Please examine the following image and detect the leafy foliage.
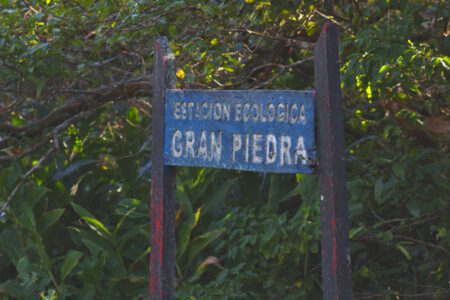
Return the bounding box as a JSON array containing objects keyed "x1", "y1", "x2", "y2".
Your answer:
[{"x1": 0, "y1": 0, "x2": 449, "y2": 299}]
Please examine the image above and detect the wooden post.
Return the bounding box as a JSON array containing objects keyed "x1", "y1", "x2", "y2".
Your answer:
[
  {"x1": 151, "y1": 37, "x2": 176, "y2": 300},
  {"x1": 314, "y1": 23, "x2": 352, "y2": 299}
]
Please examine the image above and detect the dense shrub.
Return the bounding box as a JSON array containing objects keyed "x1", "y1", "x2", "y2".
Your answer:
[{"x1": 0, "y1": 0, "x2": 448, "y2": 299}]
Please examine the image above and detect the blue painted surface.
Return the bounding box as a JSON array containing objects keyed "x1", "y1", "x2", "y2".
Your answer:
[{"x1": 163, "y1": 90, "x2": 316, "y2": 173}]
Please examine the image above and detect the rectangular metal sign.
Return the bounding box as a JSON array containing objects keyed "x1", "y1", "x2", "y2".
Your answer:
[{"x1": 163, "y1": 89, "x2": 316, "y2": 173}]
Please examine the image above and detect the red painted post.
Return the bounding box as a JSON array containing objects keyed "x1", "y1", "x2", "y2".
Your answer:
[
  {"x1": 314, "y1": 23, "x2": 352, "y2": 299},
  {"x1": 151, "y1": 37, "x2": 176, "y2": 300}
]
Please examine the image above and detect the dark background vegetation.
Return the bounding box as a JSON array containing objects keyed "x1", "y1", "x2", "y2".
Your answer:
[{"x1": 0, "y1": 0, "x2": 449, "y2": 299}]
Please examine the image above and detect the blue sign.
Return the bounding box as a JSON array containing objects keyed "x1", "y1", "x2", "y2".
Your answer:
[{"x1": 163, "y1": 90, "x2": 316, "y2": 173}]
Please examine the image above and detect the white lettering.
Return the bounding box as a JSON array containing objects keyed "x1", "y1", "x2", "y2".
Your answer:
[
  {"x1": 185, "y1": 130, "x2": 195, "y2": 158},
  {"x1": 171, "y1": 130, "x2": 182, "y2": 157},
  {"x1": 208, "y1": 102, "x2": 213, "y2": 119},
  {"x1": 223, "y1": 103, "x2": 231, "y2": 121},
  {"x1": 265, "y1": 134, "x2": 277, "y2": 164},
  {"x1": 201, "y1": 102, "x2": 209, "y2": 119},
  {"x1": 299, "y1": 104, "x2": 306, "y2": 123},
  {"x1": 174, "y1": 102, "x2": 181, "y2": 119},
  {"x1": 244, "y1": 133, "x2": 249, "y2": 162},
  {"x1": 232, "y1": 133, "x2": 242, "y2": 162},
  {"x1": 243, "y1": 103, "x2": 250, "y2": 122},
  {"x1": 197, "y1": 130, "x2": 208, "y2": 159},
  {"x1": 277, "y1": 103, "x2": 285, "y2": 122},
  {"x1": 188, "y1": 102, "x2": 194, "y2": 119},
  {"x1": 251, "y1": 103, "x2": 259, "y2": 122},
  {"x1": 280, "y1": 135, "x2": 292, "y2": 166},
  {"x1": 289, "y1": 104, "x2": 298, "y2": 124},
  {"x1": 267, "y1": 103, "x2": 275, "y2": 121},
  {"x1": 195, "y1": 102, "x2": 202, "y2": 120},
  {"x1": 181, "y1": 102, "x2": 187, "y2": 119},
  {"x1": 210, "y1": 131, "x2": 222, "y2": 161},
  {"x1": 213, "y1": 102, "x2": 221, "y2": 120},
  {"x1": 252, "y1": 134, "x2": 263, "y2": 163},
  {"x1": 294, "y1": 135, "x2": 307, "y2": 165},
  {"x1": 285, "y1": 103, "x2": 289, "y2": 123},
  {"x1": 235, "y1": 103, "x2": 242, "y2": 121},
  {"x1": 259, "y1": 103, "x2": 267, "y2": 122}
]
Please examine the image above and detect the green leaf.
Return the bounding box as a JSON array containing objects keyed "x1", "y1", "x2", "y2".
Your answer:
[
  {"x1": 127, "y1": 246, "x2": 151, "y2": 273},
  {"x1": 28, "y1": 186, "x2": 50, "y2": 207},
  {"x1": 16, "y1": 257, "x2": 30, "y2": 274},
  {"x1": 378, "y1": 64, "x2": 389, "y2": 74},
  {"x1": 36, "y1": 78, "x2": 48, "y2": 98},
  {"x1": 203, "y1": 178, "x2": 238, "y2": 214},
  {"x1": 82, "y1": 216, "x2": 112, "y2": 238},
  {"x1": 71, "y1": 202, "x2": 95, "y2": 219},
  {"x1": 349, "y1": 225, "x2": 365, "y2": 239},
  {"x1": 185, "y1": 229, "x2": 225, "y2": 268},
  {"x1": 169, "y1": 25, "x2": 177, "y2": 39},
  {"x1": 34, "y1": 236, "x2": 51, "y2": 269},
  {"x1": 113, "y1": 207, "x2": 136, "y2": 235},
  {"x1": 0, "y1": 229, "x2": 23, "y2": 265},
  {"x1": 395, "y1": 244, "x2": 412, "y2": 260},
  {"x1": 76, "y1": 229, "x2": 115, "y2": 256},
  {"x1": 176, "y1": 186, "x2": 193, "y2": 216},
  {"x1": 392, "y1": 164, "x2": 406, "y2": 181},
  {"x1": 177, "y1": 206, "x2": 202, "y2": 260},
  {"x1": 79, "y1": 284, "x2": 95, "y2": 300},
  {"x1": 383, "y1": 231, "x2": 393, "y2": 241},
  {"x1": 126, "y1": 107, "x2": 141, "y2": 123},
  {"x1": 38, "y1": 208, "x2": 65, "y2": 232},
  {"x1": 53, "y1": 159, "x2": 99, "y2": 181},
  {"x1": 19, "y1": 202, "x2": 36, "y2": 231},
  {"x1": 7, "y1": 161, "x2": 22, "y2": 188},
  {"x1": 60, "y1": 250, "x2": 83, "y2": 281},
  {"x1": 278, "y1": 184, "x2": 301, "y2": 204},
  {"x1": 10, "y1": 112, "x2": 27, "y2": 126},
  {"x1": 374, "y1": 177, "x2": 383, "y2": 204},
  {"x1": 0, "y1": 280, "x2": 24, "y2": 298},
  {"x1": 406, "y1": 198, "x2": 420, "y2": 217}
]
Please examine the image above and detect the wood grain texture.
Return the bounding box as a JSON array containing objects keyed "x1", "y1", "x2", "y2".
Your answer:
[
  {"x1": 164, "y1": 89, "x2": 316, "y2": 173},
  {"x1": 150, "y1": 36, "x2": 176, "y2": 300},
  {"x1": 314, "y1": 23, "x2": 352, "y2": 300}
]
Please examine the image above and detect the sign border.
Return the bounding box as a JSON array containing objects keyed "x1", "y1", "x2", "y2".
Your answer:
[{"x1": 163, "y1": 89, "x2": 317, "y2": 173}]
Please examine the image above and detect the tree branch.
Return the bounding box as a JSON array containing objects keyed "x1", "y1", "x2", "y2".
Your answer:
[
  {"x1": 0, "y1": 109, "x2": 97, "y2": 162},
  {"x1": 0, "y1": 79, "x2": 153, "y2": 137},
  {"x1": 0, "y1": 146, "x2": 55, "y2": 216},
  {"x1": 226, "y1": 28, "x2": 315, "y2": 49},
  {"x1": 212, "y1": 57, "x2": 313, "y2": 89}
]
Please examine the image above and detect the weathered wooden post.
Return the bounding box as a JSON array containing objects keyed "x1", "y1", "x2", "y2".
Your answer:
[
  {"x1": 151, "y1": 37, "x2": 176, "y2": 300},
  {"x1": 314, "y1": 23, "x2": 352, "y2": 299}
]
